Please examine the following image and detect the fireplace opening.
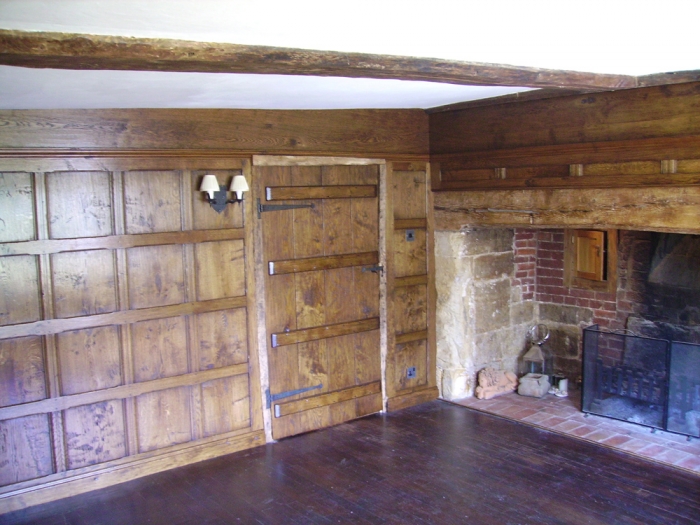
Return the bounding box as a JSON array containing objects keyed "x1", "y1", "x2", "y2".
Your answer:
[{"x1": 583, "y1": 325, "x2": 700, "y2": 437}]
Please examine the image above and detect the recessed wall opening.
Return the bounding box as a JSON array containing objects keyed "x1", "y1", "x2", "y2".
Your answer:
[{"x1": 436, "y1": 228, "x2": 700, "y2": 404}]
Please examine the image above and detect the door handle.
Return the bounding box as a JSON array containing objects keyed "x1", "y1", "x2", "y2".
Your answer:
[{"x1": 362, "y1": 265, "x2": 384, "y2": 274}]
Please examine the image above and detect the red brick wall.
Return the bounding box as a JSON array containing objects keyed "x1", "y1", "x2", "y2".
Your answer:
[
  {"x1": 512, "y1": 229, "x2": 536, "y2": 301},
  {"x1": 532, "y1": 229, "x2": 620, "y2": 329},
  {"x1": 509, "y1": 230, "x2": 695, "y2": 326}
]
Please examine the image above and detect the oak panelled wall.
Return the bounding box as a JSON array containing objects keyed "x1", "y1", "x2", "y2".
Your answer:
[
  {"x1": 429, "y1": 81, "x2": 700, "y2": 234},
  {"x1": 0, "y1": 158, "x2": 264, "y2": 511},
  {"x1": 386, "y1": 162, "x2": 438, "y2": 410},
  {"x1": 0, "y1": 109, "x2": 434, "y2": 512}
]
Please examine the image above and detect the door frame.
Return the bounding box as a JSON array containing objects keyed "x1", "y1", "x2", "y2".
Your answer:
[{"x1": 251, "y1": 155, "x2": 388, "y2": 442}]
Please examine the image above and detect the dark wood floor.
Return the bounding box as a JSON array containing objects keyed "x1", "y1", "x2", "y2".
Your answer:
[{"x1": 4, "y1": 401, "x2": 700, "y2": 525}]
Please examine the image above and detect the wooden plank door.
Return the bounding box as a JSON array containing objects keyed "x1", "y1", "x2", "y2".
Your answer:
[{"x1": 257, "y1": 160, "x2": 383, "y2": 440}]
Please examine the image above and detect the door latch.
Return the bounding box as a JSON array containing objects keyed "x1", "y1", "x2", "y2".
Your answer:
[{"x1": 361, "y1": 265, "x2": 384, "y2": 274}]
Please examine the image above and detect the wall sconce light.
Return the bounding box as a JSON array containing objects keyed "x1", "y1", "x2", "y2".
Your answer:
[{"x1": 199, "y1": 174, "x2": 249, "y2": 213}]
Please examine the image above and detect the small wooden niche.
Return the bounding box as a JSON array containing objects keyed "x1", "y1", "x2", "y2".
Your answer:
[{"x1": 564, "y1": 229, "x2": 617, "y2": 292}]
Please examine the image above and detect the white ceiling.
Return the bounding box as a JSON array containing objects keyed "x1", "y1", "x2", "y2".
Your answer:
[{"x1": 1, "y1": 0, "x2": 698, "y2": 110}]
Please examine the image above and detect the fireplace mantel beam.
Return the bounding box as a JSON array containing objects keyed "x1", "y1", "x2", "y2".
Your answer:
[{"x1": 433, "y1": 186, "x2": 700, "y2": 234}]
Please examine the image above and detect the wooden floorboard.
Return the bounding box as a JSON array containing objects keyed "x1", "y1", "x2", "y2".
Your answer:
[{"x1": 4, "y1": 401, "x2": 699, "y2": 524}]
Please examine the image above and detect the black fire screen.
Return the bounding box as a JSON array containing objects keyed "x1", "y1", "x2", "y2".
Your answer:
[
  {"x1": 668, "y1": 341, "x2": 700, "y2": 438},
  {"x1": 583, "y1": 325, "x2": 700, "y2": 437},
  {"x1": 582, "y1": 325, "x2": 669, "y2": 430}
]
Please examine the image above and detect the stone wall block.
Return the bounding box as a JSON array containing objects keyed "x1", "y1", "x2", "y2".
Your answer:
[
  {"x1": 459, "y1": 228, "x2": 514, "y2": 256},
  {"x1": 546, "y1": 325, "x2": 582, "y2": 359},
  {"x1": 511, "y1": 301, "x2": 535, "y2": 326},
  {"x1": 539, "y1": 303, "x2": 593, "y2": 325},
  {"x1": 473, "y1": 279, "x2": 511, "y2": 333},
  {"x1": 440, "y1": 368, "x2": 471, "y2": 400},
  {"x1": 473, "y1": 252, "x2": 514, "y2": 280}
]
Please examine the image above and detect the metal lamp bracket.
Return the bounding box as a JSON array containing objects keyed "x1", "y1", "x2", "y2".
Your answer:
[{"x1": 205, "y1": 185, "x2": 243, "y2": 213}]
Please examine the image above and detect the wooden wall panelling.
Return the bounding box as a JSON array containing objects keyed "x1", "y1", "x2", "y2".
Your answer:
[
  {"x1": 0, "y1": 157, "x2": 265, "y2": 512},
  {"x1": 243, "y1": 159, "x2": 264, "y2": 434},
  {"x1": 430, "y1": 82, "x2": 700, "y2": 155},
  {"x1": 425, "y1": 164, "x2": 438, "y2": 396},
  {"x1": 112, "y1": 170, "x2": 138, "y2": 456},
  {"x1": 0, "y1": 171, "x2": 36, "y2": 242},
  {"x1": 0, "y1": 109, "x2": 429, "y2": 158},
  {"x1": 386, "y1": 162, "x2": 437, "y2": 409},
  {"x1": 430, "y1": 83, "x2": 700, "y2": 194},
  {"x1": 181, "y1": 170, "x2": 202, "y2": 443},
  {"x1": 35, "y1": 171, "x2": 67, "y2": 475},
  {"x1": 0, "y1": 428, "x2": 265, "y2": 514},
  {"x1": 0, "y1": 335, "x2": 51, "y2": 487}
]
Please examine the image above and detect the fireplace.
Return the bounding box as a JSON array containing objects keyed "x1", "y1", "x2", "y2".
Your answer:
[{"x1": 582, "y1": 325, "x2": 700, "y2": 437}]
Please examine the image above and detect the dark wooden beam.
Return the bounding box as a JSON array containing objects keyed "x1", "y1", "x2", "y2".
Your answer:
[{"x1": 0, "y1": 30, "x2": 637, "y2": 90}]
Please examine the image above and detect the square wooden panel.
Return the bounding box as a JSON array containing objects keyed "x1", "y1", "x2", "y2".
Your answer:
[
  {"x1": 394, "y1": 340, "x2": 428, "y2": 392},
  {"x1": 136, "y1": 386, "x2": 192, "y2": 453},
  {"x1": 51, "y1": 250, "x2": 117, "y2": 318},
  {"x1": 192, "y1": 170, "x2": 244, "y2": 230},
  {"x1": 392, "y1": 170, "x2": 427, "y2": 220},
  {"x1": 200, "y1": 375, "x2": 250, "y2": 437},
  {"x1": 196, "y1": 309, "x2": 248, "y2": 371},
  {"x1": 0, "y1": 414, "x2": 53, "y2": 486},
  {"x1": 0, "y1": 172, "x2": 35, "y2": 243},
  {"x1": 56, "y1": 326, "x2": 122, "y2": 395},
  {"x1": 127, "y1": 244, "x2": 185, "y2": 309},
  {"x1": 131, "y1": 316, "x2": 189, "y2": 382},
  {"x1": 393, "y1": 284, "x2": 427, "y2": 335},
  {"x1": 393, "y1": 229, "x2": 427, "y2": 278},
  {"x1": 0, "y1": 336, "x2": 46, "y2": 407},
  {"x1": 63, "y1": 401, "x2": 126, "y2": 470},
  {"x1": 194, "y1": 240, "x2": 245, "y2": 301},
  {"x1": 123, "y1": 170, "x2": 182, "y2": 234},
  {"x1": 46, "y1": 171, "x2": 113, "y2": 239},
  {"x1": 0, "y1": 255, "x2": 41, "y2": 326}
]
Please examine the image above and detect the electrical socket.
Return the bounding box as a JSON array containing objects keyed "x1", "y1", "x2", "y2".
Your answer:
[{"x1": 407, "y1": 366, "x2": 417, "y2": 379}]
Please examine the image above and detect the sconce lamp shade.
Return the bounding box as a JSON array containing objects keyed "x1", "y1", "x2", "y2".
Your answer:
[
  {"x1": 200, "y1": 174, "x2": 220, "y2": 199},
  {"x1": 230, "y1": 175, "x2": 249, "y2": 200}
]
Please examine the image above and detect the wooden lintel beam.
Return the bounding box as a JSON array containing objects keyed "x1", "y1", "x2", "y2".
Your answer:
[
  {"x1": 0, "y1": 30, "x2": 636, "y2": 90},
  {"x1": 433, "y1": 186, "x2": 700, "y2": 234}
]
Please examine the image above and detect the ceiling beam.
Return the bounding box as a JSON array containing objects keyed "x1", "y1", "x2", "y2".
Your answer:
[{"x1": 0, "y1": 30, "x2": 637, "y2": 90}]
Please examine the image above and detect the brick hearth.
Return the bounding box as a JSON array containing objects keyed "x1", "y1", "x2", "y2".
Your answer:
[{"x1": 454, "y1": 390, "x2": 700, "y2": 475}]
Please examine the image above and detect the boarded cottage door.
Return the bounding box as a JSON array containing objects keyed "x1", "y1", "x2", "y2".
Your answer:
[{"x1": 256, "y1": 159, "x2": 383, "y2": 439}]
